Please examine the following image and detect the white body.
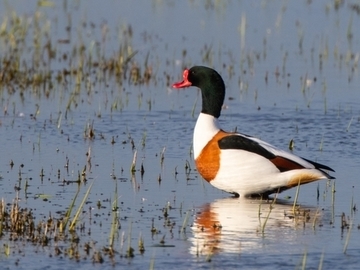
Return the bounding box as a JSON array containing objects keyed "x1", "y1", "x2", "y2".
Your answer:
[{"x1": 193, "y1": 113, "x2": 329, "y2": 196}]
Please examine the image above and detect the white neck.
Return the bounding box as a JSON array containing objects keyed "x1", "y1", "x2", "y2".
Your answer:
[{"x1": 193, "y1": 113, "x2": 221, "y2": 159}]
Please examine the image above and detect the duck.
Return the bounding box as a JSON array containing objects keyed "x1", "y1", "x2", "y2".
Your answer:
[{"x1": 173, "y1": 66, "x2": 335, "y2": 198}]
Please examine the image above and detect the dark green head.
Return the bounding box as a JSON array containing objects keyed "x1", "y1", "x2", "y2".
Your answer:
[{"x1": 173, "y1": 66, "x2": 225, "y2": 118}]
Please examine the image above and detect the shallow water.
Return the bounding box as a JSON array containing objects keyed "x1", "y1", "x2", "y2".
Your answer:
[{"x1": 0, "y1": 1, "x2": 360, "y2": 269}]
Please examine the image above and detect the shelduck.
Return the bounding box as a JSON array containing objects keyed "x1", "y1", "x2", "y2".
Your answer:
[{"x1": 173, "y1": 66, "x2": 334, "y2": 198}]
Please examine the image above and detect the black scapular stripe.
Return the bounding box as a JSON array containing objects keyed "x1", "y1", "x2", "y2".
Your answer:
[{"x1": 218, "y1": 134, "x2": 275, "y2": 160}]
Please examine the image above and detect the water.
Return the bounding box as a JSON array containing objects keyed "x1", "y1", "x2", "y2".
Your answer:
[{"x1": 0, "y1": 1, "x2": 359, "y2": 269}]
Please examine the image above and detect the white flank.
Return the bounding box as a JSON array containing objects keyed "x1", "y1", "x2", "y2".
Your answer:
[{"x1": 211, "y1": 150, "x2": 326, "y2": 196}]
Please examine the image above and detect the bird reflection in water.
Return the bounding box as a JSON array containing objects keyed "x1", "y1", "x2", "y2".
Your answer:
[{"x1": 190, "y1": 197, "x2": 322, "y2": 258}]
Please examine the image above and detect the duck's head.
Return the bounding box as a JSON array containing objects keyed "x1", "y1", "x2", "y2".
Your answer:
[{"x1": 173, "y1": 66, "x2": 225, "y2": 118}]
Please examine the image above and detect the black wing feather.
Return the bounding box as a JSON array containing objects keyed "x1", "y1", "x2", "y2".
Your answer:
[
  {"x1": 218, "y1": 134, "x2": 275, "y2": 160},
  {"x1": 302, "y1": 157, "x2": 335, "y2": 172}
]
